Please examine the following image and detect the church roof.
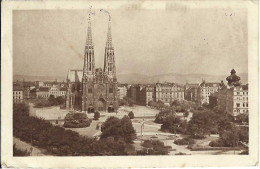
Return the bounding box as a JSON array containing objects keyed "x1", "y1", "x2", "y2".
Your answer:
[{"x1": 67, "y1": 69, "x2": 83, "y2": 82}]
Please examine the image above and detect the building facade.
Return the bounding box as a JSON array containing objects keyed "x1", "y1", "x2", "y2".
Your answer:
[
  {"x1": 155, "y1": 82, "x2": 184, "y2": 105},
  {"x1": 199, "y1": 81, "x2": 220, "y2": 104},
  {"x1": 13, "y1": 86, "x2": 24, "y2": 103},
  {"x1": 66, "y1": 14, "x2": 118, "y2": 112},
  {"x1": 139, "y1": 85, "x2": 156, "y2": 106},
  {"x1": 49, "y1": 85, "x2": 67, "y2": 98},
  {"x1": 184, "y1": 83, "x2": 200, "y2": 103},
  {"x1": 217, "y1": 69, "x2": 248, "y2": 116},
  {"x1": 117, "y1": 84, "x2": 128, "y2": 99},
  {"x1": 36, "y1": 87, "x2": 50, "y2": 99}
]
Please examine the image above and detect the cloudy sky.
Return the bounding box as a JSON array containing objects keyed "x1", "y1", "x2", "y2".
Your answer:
[{"x1": 13, "y1": 8, "x2": 247, "y2": 77}]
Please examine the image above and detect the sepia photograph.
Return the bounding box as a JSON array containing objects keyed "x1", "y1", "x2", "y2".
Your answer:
[{"x1": 1, "y1": 0, "x2": 259, "y2": 168}]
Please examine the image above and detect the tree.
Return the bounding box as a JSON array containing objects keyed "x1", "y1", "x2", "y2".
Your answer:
[
  {"x1": 94, "y1": 111, "x2": 100, "y2": 120},
  {"x1": 138, "y1": 140, "x2": 169, "y2": 155},
  {"x1": 235, "y1": 114, "x2": 249, "y2": 124},
  {"x1": 171, "y1": 100, "x2": 180, "y2": 107},
  {"x1": 160, "y1": 115, "x2": 185, "y2": 134},
  {"x1": 186, "y1": 110, "x2": 217, "y2": 138},
  {"x1": 101, "y1": 116, "x2": 136, "y2": 143},
  {"x1": 63, "y1": 113, "x2": 92, "y2": 128},
  {"x1": 128, "y1": 111, "x2": 134, "y2": 119},
  {"x1": 219, "y1": 125, "x2": 239, "y2": 147},
  {"x1": 148, "y1": 101, "x2": 156, "y2": 107},
  {"x1": 184, "y1": 110, "x2": 189, "y2": 119},
  {"x1": 13, "y1": 103, "x2": 29, "y2": 116}
]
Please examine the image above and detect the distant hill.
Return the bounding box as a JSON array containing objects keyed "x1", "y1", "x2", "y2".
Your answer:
[
  {"x1": 13, "y1": 73, "x2": 248, "y2": 85},
  {"x1": 116, "y1": 73, "x2": 248, "y2": 85},
  {"x1": 14, "y1": 75, "x2": 66, "y2": 82}
]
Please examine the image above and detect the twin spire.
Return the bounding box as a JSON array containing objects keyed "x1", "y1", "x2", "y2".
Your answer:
[{"x1": 83, "y1": 11, "x2": 116, "y2": 79}]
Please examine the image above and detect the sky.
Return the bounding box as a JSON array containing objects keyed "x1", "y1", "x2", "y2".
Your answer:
[{"x1": 13, "y1": 8, "x2": 248, "y2": 77}]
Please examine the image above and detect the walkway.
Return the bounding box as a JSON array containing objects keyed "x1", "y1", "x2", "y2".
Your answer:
[{"x1": 13, "y1": 137, "x2": 45, "y2": 156}]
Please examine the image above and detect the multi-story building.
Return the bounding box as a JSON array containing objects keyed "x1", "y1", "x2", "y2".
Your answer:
[
  {"x1": 127, "y1": 85, "x2": 141, "y2": 104},
  {"x1": 13, "y1": 86, "x2": 24, "y2": 103},
  {"x1": 199, "y1": 81, "x2": 220, "y2": 104},
  {"x1": 36, "y1": 87, "x2": 50, "y2": 99},
  {"x1": 139, "y1": 85, "x2": 156, "y2": 106},
  {"x1": 117, "y1": 84, "x2": 128, "y2": 99},
  {"x1": 66, "y1": 14, "x2": 118, "y2": 112},
  {"x1": 217, "y1": 69, "x2": 248, "y2": 116},
  {"x1": 184, "y1": 83, "x2": 200, "y2": 103},
  {"x1": 155, "y1": 82, "x2": 184, "y2": 105},
  {"x1": 49, "y1": 85, "x2": 67, "y2": 98}
]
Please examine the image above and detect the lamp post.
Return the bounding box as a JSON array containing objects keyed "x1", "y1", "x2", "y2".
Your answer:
[{"x1": 140, "y1": 121, "x2": 145, "y2": 151}]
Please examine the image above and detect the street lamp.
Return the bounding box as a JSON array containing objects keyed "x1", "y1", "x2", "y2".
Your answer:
[{"x1": 140, "y1": 121, "x2": 145, "y2": 151}]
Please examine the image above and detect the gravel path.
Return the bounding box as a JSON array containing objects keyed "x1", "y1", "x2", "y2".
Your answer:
[{"x1": 13, "y1": 137, "x2": 45, "y2": 156}]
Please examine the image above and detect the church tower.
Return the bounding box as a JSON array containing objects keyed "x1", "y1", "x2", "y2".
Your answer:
[
  {"x1": 83, "y1": 13, "x2": 95, "y2": 79},
  {"x1": 104, "y1": 16, "x2": 116, "y2": 81},
  {"x1": 82, "y1": 13, "x2": 95, "y2": 111}
]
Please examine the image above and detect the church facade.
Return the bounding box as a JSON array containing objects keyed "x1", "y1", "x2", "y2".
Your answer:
[{"x1": 66, "y1": 14, "x2": 118, "y2": 112}]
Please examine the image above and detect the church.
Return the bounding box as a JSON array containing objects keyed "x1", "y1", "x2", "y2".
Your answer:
[{"x1": 65, "y1": 14, "x2": 118, "y2": 113}]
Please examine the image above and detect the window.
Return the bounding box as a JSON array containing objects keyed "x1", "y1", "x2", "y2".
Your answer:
[
  {"x1": 237, "y1": 92, "x2": 240, "y2": 95},
  {"x1": 88, "y1": 88, "x2": 92, "y2": 93},
  {"x1": 236, "y1": 103, "x2": 240, "y2": 107},
  {"x1": 109, "y1": 87, "x2": 113, "y2": 93}
]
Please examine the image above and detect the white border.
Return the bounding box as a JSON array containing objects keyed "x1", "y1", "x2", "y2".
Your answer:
[{"x1": 1, "y1": 1, "x2": 259, "y2": 168}]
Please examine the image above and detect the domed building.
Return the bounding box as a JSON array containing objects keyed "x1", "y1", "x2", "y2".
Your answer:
[
  {"x1": 217, "y1": 69, "x2": 248, "y2": 116},
  {"x1": 226, "y1": 69, "x2": 241, "y2": 88}
]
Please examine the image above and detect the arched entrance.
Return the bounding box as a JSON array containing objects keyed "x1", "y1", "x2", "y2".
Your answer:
[
  {"x1": 97, "y1": 98, "x2": 106, "y2": 111},
  {"x1": 87, "y1": 107, "x2": 94, "y2": 113},
  {"x1": 108, "y1": 104, "x2": 114, "y2": 113}
]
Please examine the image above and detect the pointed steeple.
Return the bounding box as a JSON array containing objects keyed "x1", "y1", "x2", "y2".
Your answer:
[
  {"x1": 106, "y1": 15, "x2": 113, "y2": 48},
  {"x1": 86, "y1": 14, "x2": 93, "y2": 46},
  {"x1": 104, "y1": 15, "x2": 116, "y2": 80},
  {"x1": 83, "y1": 11, "x2": 95, "y2": 78}
]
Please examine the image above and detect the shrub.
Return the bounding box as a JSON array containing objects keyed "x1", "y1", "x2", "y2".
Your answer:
[
  {"x1": 174, "y1": 137, "x2": 195, "y2": 145},
  {"x1": 154, "y1": 110, "x2": 175, "y2": 124},
  {"x1": 128, "y1": 111, "x2": 134, "y2": 119},
  {"x1": 63, "y1": 113, "x2": 92, "y2": 128},
  {"x1": 138, "y1": 140, "x2": 169, "y2": 155},
  {"x1": 209, "y1": 139, "x2": 224, "y2": 147},
  {"x1": 94, "y1": 111, "x2": 100, "y2": 120}
]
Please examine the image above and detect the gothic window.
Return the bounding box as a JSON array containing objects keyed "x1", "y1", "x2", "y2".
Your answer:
[
  {"x1": 236, "y1": 103, "x2": 240, "y2": 107},
  {"x1": 88, "y1": 88, "x2": 92, "y2": 93},
  {"x1": 109, "y1": 87, "x2": 113, "y2": 93}
]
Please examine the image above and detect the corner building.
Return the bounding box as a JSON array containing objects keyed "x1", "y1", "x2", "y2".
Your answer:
[{"x1": 66, "y1": 14, "x2": 118, "y2": 112}]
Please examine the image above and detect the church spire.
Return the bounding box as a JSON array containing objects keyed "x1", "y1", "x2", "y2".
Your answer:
[
  {"x1": 86, "y1": 14, "x2": 93, "y2": 46},
  {"x1": 106, "y1": 15, "x2": 113, "y2": 47},
  {"x1": 83, "y1": 11, "x2": 95, "y2": 78},
  {"x1": 104, "y1": 15, "x2": 116, "y2": 80}
]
